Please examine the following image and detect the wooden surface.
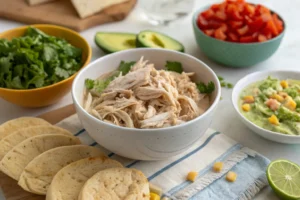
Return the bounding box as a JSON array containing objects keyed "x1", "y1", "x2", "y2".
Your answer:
[
  {"x1": 0, "y1": 0, "x2": 136, "y2": 31},
  {"x1": 0, "y1": 104, "x2": 76, "y2": 200}
]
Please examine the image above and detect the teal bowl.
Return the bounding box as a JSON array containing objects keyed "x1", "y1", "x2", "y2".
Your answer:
[{"x1": 192, "y1": 7, "x2": 285, "y2": 68}]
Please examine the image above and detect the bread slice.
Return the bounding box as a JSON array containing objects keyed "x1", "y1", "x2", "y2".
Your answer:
[
  {"x1": 79, "y1": 168, "x2": 150, "y2": 200},
  {"x1": 18, "y1": 145, "x2": 106, "y2": 195},
  {"x1": 0, "y1": 117, "x2": 50, "y2": 140},
  {"x1": 71, "y1": 0, "x2": 129, "y2": 19},
  {"x1": 0, "y1": 125, "x2": 72, "y2": 160},
  {"x1": 46, "y1": 156, "x2": 123, "y2": 200},
  {"x1": 0, "y1": 134, "x2": 80, "y2": 180}
]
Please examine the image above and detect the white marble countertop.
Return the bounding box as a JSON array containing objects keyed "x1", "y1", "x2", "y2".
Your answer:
[{"x1": 0, "y1": 0, "x2": 299, "y2": 199}]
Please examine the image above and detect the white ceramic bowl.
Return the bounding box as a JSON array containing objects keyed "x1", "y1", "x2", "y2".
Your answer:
[
  {"x1": 72, "y1": 48, "x2": 221, "y2": 160},
  {"x1": 232, "y1": 70, "x2": 300, "y2": 144}
]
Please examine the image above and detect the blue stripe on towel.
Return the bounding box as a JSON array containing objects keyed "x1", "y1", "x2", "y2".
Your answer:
[
  {"x1": 126, "y1": 160, "x2": 140, "y2": 168},
  {"x1": 166, "y1": 143, "x2": 242, "y2": 196},
  {"x1": 148, "y1": 132, "x2": 220, "y2": 181},
  {"x1": 74, "y1": 129, "x2": 85, "y2": 136}
]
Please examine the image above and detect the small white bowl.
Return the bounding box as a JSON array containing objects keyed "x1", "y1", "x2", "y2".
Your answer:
[
  {"x1": 72, "y1": 48, "x2": 221, "y2": 160},
  {"x1": 232, "y1": 70, "x2": 300, "y2": 144}
]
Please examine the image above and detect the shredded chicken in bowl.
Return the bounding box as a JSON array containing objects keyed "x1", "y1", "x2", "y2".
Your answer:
[{"x1": 83, "y1": 57, "x2": 212, "y2": 129}]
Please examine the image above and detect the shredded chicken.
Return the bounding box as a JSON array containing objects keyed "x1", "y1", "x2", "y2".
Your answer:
[{"x1": 84, "y1": 57, "x2": 210, "y2": 128}]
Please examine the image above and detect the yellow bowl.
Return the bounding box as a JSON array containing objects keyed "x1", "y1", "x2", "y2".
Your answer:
[{"x1": 0, "y1": 24, "x2": 91, "y2": 108}]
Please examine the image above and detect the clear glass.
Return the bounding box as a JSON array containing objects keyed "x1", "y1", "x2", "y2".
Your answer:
[{"x1": 140, "y1": 0, "x2": 195, "y2": 25}]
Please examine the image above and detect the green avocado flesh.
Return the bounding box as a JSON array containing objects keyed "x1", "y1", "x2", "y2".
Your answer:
[
  {"x1": 136, "y1": 30, "x2": 184, "y2": 52},
  {"x1": 95, "y1": 32, "x2": 136, "y2": 54}
]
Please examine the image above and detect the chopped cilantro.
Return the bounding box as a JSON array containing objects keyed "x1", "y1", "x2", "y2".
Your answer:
[
  {"x1": 165, "y1": 61, "x2": 183, "y2": 73},
  {"x1": 118, "y1": 61, "x2": 136, "y2": 75},
  {"x1": 197, "y1": 81, "x2": 215, "y2": 94}
]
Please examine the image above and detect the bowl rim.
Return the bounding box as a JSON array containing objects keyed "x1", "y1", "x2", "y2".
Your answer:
[
  {"x1": 72, "y1": 48, "x2": 221, "y2": 132},
  {"x1": 232, "y1": 69, "x2": 300, "y2": 138},
  {"x1": 192, "y1": 4, "x2": 286, "y2": 45},
  {"x1": 0, "y1": 24, "x2": 92, "y2": 93}
]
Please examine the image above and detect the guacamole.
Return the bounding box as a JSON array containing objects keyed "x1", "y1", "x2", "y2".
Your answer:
[{"x1": 239, "y1": 76, "x2": 300, "y2": 135}]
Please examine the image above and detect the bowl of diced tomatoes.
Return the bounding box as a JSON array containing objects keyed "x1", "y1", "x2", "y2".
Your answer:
[{"x1": 192, "y1": 0, "x2": 285, "y2": 67}]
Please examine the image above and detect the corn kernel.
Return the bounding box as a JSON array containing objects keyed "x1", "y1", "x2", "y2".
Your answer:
[
  {"x1": 280, "y1": 80, "x2": 288, "y2": 89},
  {"x1": 213, "y1": 162, "x2": 224, "y2": 172},
  {"x1": 284, "y1": 96, "x2": 297, "y2": 111},
  {"x1": 226, "y1": 171, "x2": 237, "y2": 182},
  {"x1": 242, "y1": 104, "x2": 251, "y2": 112},
  {"x1": 243, "y1": 95, "x2": 255, "y2": 103},
  {"x1": 271, "y1": 94, "x2": 284, "y2": 103},
  {"x1": 268, "y1": 115, "x2": 279, "y2": 125},
  {"x1": 150, "y1": 193, "x2": 160, "y2": 200},
  {"x1": 187, "y1": 171, "x2": 198, "y2": 182},
  {"x1": 149, "y1": 183, "x2": 162, "y2": 197}
]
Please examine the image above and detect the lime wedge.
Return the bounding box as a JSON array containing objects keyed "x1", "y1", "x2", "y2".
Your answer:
[{"x1": 267, "y1": 159, "x2": 300, "y2": 200}]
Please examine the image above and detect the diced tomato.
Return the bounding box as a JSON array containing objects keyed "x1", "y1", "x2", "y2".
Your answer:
[
  {"x1": 265, "y1": 20, "x2": 279, "y2": 36},
  {"x1": 236, "y1": 2, "x2": 245, "y2": 12},
  {"x1": 214, "y1": 28, "x2": 227, "y2": 40},
  {"x1": 211, "y1": 4, "x2": 220, "y2": 11},
  {"x1": 207, "y1": 20, "x2": 222, "y2": 29},
  {"x1": 248, "y1": 17, "x2": 264, "y2": 32},
  {"x1": 272, "y1": 14, "x2": 284, "y2": 33},
  {"x1": 219, "y1": 23, "x2": 228, "y2": 32},
  {"x1": 255, "y1": 4, "x2": 270, "y2": 15},
  {"x1": 214, "y1": 10, "x2": 227, "y2": 21},
  {"x1": 201, "y1": 9, "x2": 215, "y2": 19},
  {"x1": 261, "y1": 13, "x2": 272, "y2": 22},
  {"x1": 218, "y1": 2, "x2": 227, "y2": 11},
  {"x1": 228, "y1": 20, "x2": 244, "y2": 29},
  {"x1": 258, "y1": 34, "x2": 267, "y2": 42},
  {"x1": 197, "y1": 15, "x2": 208, "y2": 29},
  {"x1": 237, "y1": 25, "x2": 249, "y2": 35},
  {"x1": 203, "y1": 29, "x2": 215, "y2": 36},
  {"x1": 226, "y1": 4, "x2": 243, "y2": 20},
  {"x1": 244, "y1": 4, "x2": 255, "y2": 15},
  {"x1": 240, "y1": 36, "x2": 255, "y2": 43},
  {"x1": 228, "y1": 32, "x2": 239, "y2": 42},
  {"x1": 244, "y1": 15, "x2": 253, "y2": 25}
]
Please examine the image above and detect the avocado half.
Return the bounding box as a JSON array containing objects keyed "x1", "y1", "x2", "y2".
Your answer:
[
  {"x1": 136, "y1": 30, "x2": 185, "y2": 52},
  {"x1": 95, "y1": 32, "x2": 136, "y2": 54}
]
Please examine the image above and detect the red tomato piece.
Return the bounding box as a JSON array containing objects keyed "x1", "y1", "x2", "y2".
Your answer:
[
  {"x1": 272, "y1": 14, "x2": 284, "y2": 33},
  {"x1": 258, "y1": 34, "x2": 267, "y2": 42},
  {"x1": 265, "y1": 20, "x2": 279, "y2": 36},
  {"x1": 228, "y1": 20, "x2": 244, "y2": 29},
  {"x1": 261, "y1": 13, "x2": 272, "y2": 22},
  {"x1": 207, "y1": 20, "x2": 223, "y2": 29},
  {"x1": 219, "y1": 23, "x2": 228, "y2": 32},
  {"x1": 204, "y1": 29, "x2": 215, "y2": 36},
  {"x1": 227, "y1": 6, "x2": 243, "y2": 21},
  {"x1": 201, "y1": 9, "x2": 215, "y2": 20},
  {"x1": 248, "y1": 17, "x2": 264, "y2": 32},
  {"x1": 214, "y1": 10, "x2": 227, "y2": 21},
  {"x1": 228, "y1": 32, "x2": 239, "y2": 42},
  {"x1": 245, "y1": 15, "x2": 253, "y2": 25},
  {"x1": 244, "y1": 4, "x2": 255, "y2": 15},
  {"x1": 240, "y1": 36, "x2": 255, "y2": 43},
  {"x1": 211, "y1": 4, "x2": 220, "y2": 11},
  {"x1": 214, "y1": 28, "x2": 227, "y2": 40},
  {"x1": 237, "y1": 25, "x2": 249, "y2": 35},
  {"x1": 255, "y1": 4, "x2": 270, "y2": 15},
  {"x1": 197, "y1": 15, "x2": 208, "y2": 29}
]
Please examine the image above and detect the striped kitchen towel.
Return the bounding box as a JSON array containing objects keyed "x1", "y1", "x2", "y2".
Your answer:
[{"x1": 57, "y1": 114, "x2": 270, "y2": 200}]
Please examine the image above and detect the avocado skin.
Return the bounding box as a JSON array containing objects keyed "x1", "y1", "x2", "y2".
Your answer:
[
  {"x1": 136, "y1": 30, "x2": 185, "y2": 52},
  {"x1": 94, "y1": 32, "x2": 136, "y2": 54}
]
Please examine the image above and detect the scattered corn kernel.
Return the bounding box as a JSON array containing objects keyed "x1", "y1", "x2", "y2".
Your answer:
[
  {"x1": 213, "y1": 162, "x2": 224, "y2": 172},
  {"x1": 278, "y1": 91, "x2": 288, "y2": 98},
  {"x1": 271, "y1": 94, "x2": 284, "y2": 103},
  {"x1": 243, "y1": 95, "x2": 255, "y2": 103},
  {"x1": 268, "y1": 115, "x2": 279, "y2": 125},
  {"x1": 226, "y1": 171, "x2": 237, "y2": 182},
  {"x1": 280, "y1": 80, "x2": 288, "y2": 89},
  {"x1": 187, "y1": 171, "x2": 198, "y2": 182},
  {"x1": 150, "y1": 193, "x2": 160, "y2": 200},
  {"x1": 284, "y1": 96, "x2": 297, "y2": 110},
  {"x1": 149, "y1": 183, "x2": 162, "y2": 197},
  {"x1": 242, "y1": 104, "x2": 251, "y2": 112}
]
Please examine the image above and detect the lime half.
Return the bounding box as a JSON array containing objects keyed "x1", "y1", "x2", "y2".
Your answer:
[{"x1": 267, "y1": 159, "x2": 300, "y2": 200}]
